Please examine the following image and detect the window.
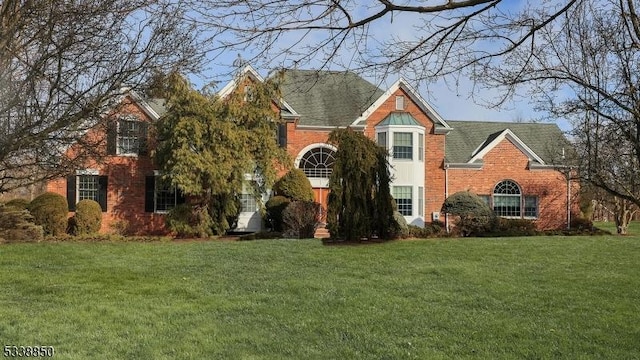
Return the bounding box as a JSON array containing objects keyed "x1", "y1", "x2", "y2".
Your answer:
[
  {"x1": 107, "y1": 117, "x2": 148, "y2": 156},
  {"x1": 393, "y1": 186, "x2": 413, "y2": 216},
  {"x1": 244, "y1": 85, "x2": 255, "y2": 102},
  {"x1": 66, "y1": 174, "x2": 108, "y2": 212},
  {"x1": 393, "y1": 132, "x2": 413, "y2": 159},
  {"x1": 240, "y1": 194, "x2": 258, "y2": 212},
  {"x1": 479, "y1": 195, "x2": 491, "y2": 207},
  {"x1": 524, "y1": 196, "x2": 538, "y2": 218},
  {"x1": 78, "y1": 175, "x2": 99, "y2": 202},
  {"x1": 298, "y1": 147, "x2": 336, "y2": 178},
  {"x1": 418, "y1": 186, "x2": 424, "y2": 217},
  {"x1": 418, "y1": 134, "x2": 424, "y2": 161},
  {"x1": 395, "y1": 95, "x2": 404, "y2": 110},
  {"x1": 145, "y1": 176, "x2": 185, "y2": 213},
  {"x1": 117, "y1": 120, "x2": 140, "y2": 155},
  {"x1": 493, "y1": 180, "x2": 521, "y2": 217},
  {"x1": 377, "y1": 132, "x2": 387, "y2": 148},
  {"x1": 276, "y1": 123, "x2": 287, "y2": 148}
]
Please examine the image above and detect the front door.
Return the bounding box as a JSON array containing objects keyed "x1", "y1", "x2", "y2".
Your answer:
[{"x1": 313, "y1": 187, "x2": 330, "y2": 223}]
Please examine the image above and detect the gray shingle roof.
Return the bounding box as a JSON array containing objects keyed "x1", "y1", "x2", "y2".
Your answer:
[
  {"x1": 445, "y1": 120, "x2": 570, "y2": 164},
  {"x1": 279, "y1": 69, "x2": 384, "y2": 127},
  {"x1": 146, "y1": 98, "x2": 167, "y2": 117}
]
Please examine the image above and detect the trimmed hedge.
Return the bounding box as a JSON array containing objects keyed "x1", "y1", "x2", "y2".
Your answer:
[
  {"x1": 69, "y1": 199, "x2": 102, "y2": 235},
  {"x1": 27, "y1": 192, "x2": 68, "y2": 236},
  {"x1": 273, "y1": 169, "x2": 314, "y2": 201},
  {"x1": 442, "y1": 191, "x2": 495, "y2": 237}
]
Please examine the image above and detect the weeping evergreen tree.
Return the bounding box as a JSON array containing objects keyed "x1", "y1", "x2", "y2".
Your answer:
[
  {"x1": 155, "y1": 72, "x2": 289, "y2": 235},
  {"x1": 326, "y1": 129, "x2": 397, "y2": 241}
]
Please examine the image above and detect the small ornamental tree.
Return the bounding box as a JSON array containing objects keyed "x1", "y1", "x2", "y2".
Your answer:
[
  {"x1": 282, "y1": 200, "x2": 321, "y2": 239},
  {"x1": 442, "y1": 191, "x2": 495, "y2": 236},
  {"x1": 326, "y1": 128, "x2": 396, "y2": 241},
  {"x1": 273, "y1": 168, "x2": 314, "y2": 202}
]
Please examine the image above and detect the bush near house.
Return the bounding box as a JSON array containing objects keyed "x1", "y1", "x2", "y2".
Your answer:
[
  {"x1": 4, "y1": 198, "x2": 30, "y2": 210},
  {"x1": 265, "y1": 195, "x2": 290, "y2": 232},
  {"x1": 27, "y1": 192, "x2": 68, "y2": 236},
  {"x1": 393, "y1": 211, "x2": 410, "y2": 239},
  {"x1": 282, "y1": 200, "x2": 321, "y2": 239},
  {"x1": 166, "y1": 203, "x2": 214, "y2": 238},
  {"x1": 68, "y1": 199, "x2": 102, "y2": 235},
  {"x1": 442, "y1": 191, "x2": 495, "y2": 237},
  {"x1": 0, "y1": 204, "x2": 44, "y2": 242},
  {"x1": 272, "y1": 169, "x2": 314, "y2": 202}
]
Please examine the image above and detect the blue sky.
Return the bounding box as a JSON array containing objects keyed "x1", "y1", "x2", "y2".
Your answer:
[{"x1": 190, "y1": 1, "x2": 572, "y2": 132}]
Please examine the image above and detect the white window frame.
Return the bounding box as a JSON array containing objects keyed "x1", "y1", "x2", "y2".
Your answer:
[
  {"x1": 117, "y1": 118, "x2": 141, "y2": 156},
  {"x1": 77, "y1": 175, "x2": 100, "y2": 203},
  {"x1": 377, "y1": 131, "x2": 387, "y2": 149},
  {"x1": 393, "y1": 132, "x2": 413, "y2": 160},
  {"x1": 418, "y1": 134, "x2": 424, "y2": 161},
  {"x1": 393, "y1": 186, "x2": 413, "y2": 216},
  {"x1": 418, "y1": 186, "x2": 424, "y2": 217},
  {"x1": 239, "y1": 193, "x2": 259, "y2": 213},
  {"x1": 154, "y1": 176, "x2": 181, "y2": 213}
]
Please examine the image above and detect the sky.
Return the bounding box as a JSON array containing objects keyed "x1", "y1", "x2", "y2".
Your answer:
[{"x1": 190, "y1": 1, "x2": 572, "y2": 133}]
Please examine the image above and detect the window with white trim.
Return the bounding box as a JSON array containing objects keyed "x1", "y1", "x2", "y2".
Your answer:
[
  {"x1": 240, "y1": 193, "x2": 258, "y2": 212},
  {"x1": 493, "y1": 180, "x2": 521, "y2": 217},
  {"x1": 78, "y1": 175, "x2": 100, "y2": 202},
  {"x1": 117, "y1": 119, "x2": 140, "y2": 155},
  {"x1": 377, "y1": 132, "x2": 387, "y2": 148},
  {"x1": 145, "y1": 176, "x2": 184, "y2": 213},
  {"x1": 418, "y1": 134, "x2": 424, "y2": 161},
  {"x1": 298, "y1": 147, "x2": 336, "y2": 178},
  {"x1": 418, "y1": 186, "x2": 424, "y2": 216},
  {"x1": 393, "y1": 186, "x2": 413, "y2": 216},
  {"x1": 393, "y1": 132, "x2": 413, "y2": 159},
  {"x1": 524, "y1": 196, "x2": 538, "y2": 218}
]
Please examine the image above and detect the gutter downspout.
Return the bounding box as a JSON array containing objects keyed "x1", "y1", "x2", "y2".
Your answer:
[{"x1": 444, "y1": 163, "x2": 449, "y2": 234}]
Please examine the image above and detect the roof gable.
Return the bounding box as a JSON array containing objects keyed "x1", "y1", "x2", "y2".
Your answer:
[
  {"x1": 352, "y1": 78, "x2": 452, "y2": 131},
  {"x1": 445, "y1": 121, "x2": 569, "y2": 165},
  {"x1": 218, "y1": 64, "x2": 299, "y2": 117}
]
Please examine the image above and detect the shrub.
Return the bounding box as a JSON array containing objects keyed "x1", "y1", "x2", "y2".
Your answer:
[
  {"x1": 441, "y1": 191, "x2": 495, "y2": 236},
  {"x1": 570, "y1": 217, "x2": 593, "y2": 231},
  {"x1": 109, "y1": 219, "x2": 130, "y2": 235},
  {"x1": 69, "y1": 199, "x2": 102, "y2": 235},
  {"x1": 282, "y1": 200, "x2": 321, "y2": 239},
  {"x1": 4, "y1": 198, "x2": 30, "y2": 210},
  {"x1": 486, "y1": 218, "x2": 538, "y2": 237},
  {"x1": 0, "y1": 205, "x2": 44, "y2": 243},
  {"x1": 166, "y1": 203, "x2": 213, "y2": 238},
  {"x1": 408, "y1": 224, "x2": 433, "y2": 238},
  {"x1": 27, "y1": 192, "x2": 69, "y2": 236},
  {"x1": 273, "y1": 169, "x2": 314, "y2": 201},
  {"x1": 265, "y1": 195, "x2": 291, "y2": 232}
]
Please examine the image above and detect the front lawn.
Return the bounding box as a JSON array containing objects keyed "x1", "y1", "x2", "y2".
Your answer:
[{"x1": 1, "y1": 235, "x2": 639, "y2": 359}]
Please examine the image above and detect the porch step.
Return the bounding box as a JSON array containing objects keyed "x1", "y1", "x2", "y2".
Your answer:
[{"x1": 314, "y1": 224, "x2": 330, "y2": 239}]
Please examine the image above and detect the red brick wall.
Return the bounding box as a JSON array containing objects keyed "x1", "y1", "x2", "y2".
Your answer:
[
  {"x1": 446, "y1": 139, "x2": 579, "y2": 230},
  {"x1": 47, "y1": 96, "x2": 168, "y2": 235}
]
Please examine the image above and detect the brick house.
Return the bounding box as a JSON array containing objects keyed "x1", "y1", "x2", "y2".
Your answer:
[{"x1": 46, "y1": 65, "x2": 577, "y2": 234}]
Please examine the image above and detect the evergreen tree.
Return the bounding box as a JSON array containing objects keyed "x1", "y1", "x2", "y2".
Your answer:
[
  {"x1": 326, "y1": 129, "x2": 396, "y2": 241},
  {"x1": 155, "y1": 72, "x2": 289, "y2": 235}
]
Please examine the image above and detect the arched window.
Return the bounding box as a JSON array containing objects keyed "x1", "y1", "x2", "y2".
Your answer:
[
  {"x1": 298, "y1": 147, "x2": 336, "y2": 178},
  {"x1": 493, "y1": 180, "x2": 521, "y2": 217}
]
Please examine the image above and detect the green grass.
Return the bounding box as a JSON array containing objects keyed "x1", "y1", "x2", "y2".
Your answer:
[
  {"x1": 1, "y1": 235, "x2": 640, "y2": 359},
  {"x1": 594, "y1": 220, "x2": 640, "y2": 235}
]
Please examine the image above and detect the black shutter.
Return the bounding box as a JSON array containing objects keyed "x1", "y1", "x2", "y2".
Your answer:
[
  {"x1": 97, "y1": 176, "x2": 108, "y2": 212},
  {"x1": 67, "y1": 175, "x2": 76, "y2": 211},
  {"x1": 278, "y1": 123, "x2": 287, "y2": 148},
  {"x1": 176, "y1": 188, "x2": 186, "y2": 205},
  {"x1": 145, "y1": 176, "x2": 155, "y2": 213},
  {"x1": 107, "y1": 120, "x2": 117, "y2": 155},
  {"x1": 138, "y1": 122, "x2": 149, "y2": 156}
]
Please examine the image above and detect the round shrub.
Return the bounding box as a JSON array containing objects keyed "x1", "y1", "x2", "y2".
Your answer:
[
  {"x1": 4, "y1": 198, "x2": 30, "y2": 210},
  {"x1": 441, "y1": 191, "x2": 495, "y2": 236},
  {"x1": 70, "y1": 199, "x2": 102, "y2": 235},
  {"x1": 273, "y1": 169, "x2": 314, "y2": 201},
  {"x1": 265, "y1": 195, "x2": 291, "y2": 232},
  {"x1": 166, "y1": 203, "x2": 213, "y2": 238},
  {"x1": 27, "y1": 192, "x2": 68, "y2": 236}
]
